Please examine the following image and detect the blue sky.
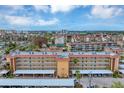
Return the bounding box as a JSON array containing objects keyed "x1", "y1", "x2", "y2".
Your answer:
[{"x1": 0, "y1": 5, "x2": 124, "y2": 31}]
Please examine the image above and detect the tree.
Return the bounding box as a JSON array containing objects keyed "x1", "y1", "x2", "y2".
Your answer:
[
  {"x1": 4, "y1": 62, "x2": 10, "y2": 70},
  {"x1": 5, "y1": 48, "x2": 11, "y2": 54},
  {"x1": 33, "y1": 36, "x2": 48, "y2": 48},
  {"x1": 63, "y1": 46, "x2": 68, "y2": 51},
  {"x1": 44, "y1": 33, "x2": 52, "y2": 41},
  {"x1": 111, "y1": 81, "x2": 124, "y2": 88},
  {"x1": 113, "y1": 71, "x2": 122, "y2": 78},
  {"x1": 74, "y1": 82, "x2": 83, "y2": 88},
  {"x1": 18, "y1": 46, "x2": 26, "y2": 51},
  {"x1": 72, "y1": 58, "x2": 79, "y2": 64},
  {"x1": 75, "y1": 70, "x2": 81, "y2": 83},
  {"x1": 26, "y1": 44, "x2": 38, "y2": 51},
  {"x1": 72, "y1": 58, "x2": 81, "y2": 83},
  {"x1": 5, "y1": 42, "x2": 17, "y2": 54},
  {"x1": 8, "y1": 42, "x2": 17, "y2": 49}
]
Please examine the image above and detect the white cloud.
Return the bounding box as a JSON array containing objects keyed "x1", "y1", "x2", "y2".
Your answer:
[
  {"x1": 0, "y1": 5, "x2": 59, "y2": 27},
  {"x1": 89, "y1": 6, "x2": 123, "y2": 19},
  {"x1": 2, "y1": 14, "x2": 58, "y2": 26},
  {"x1": 36, "y1": 18, "x2": 59, "y2": 26},
  {"x1": 50, "y1": 5, "x2": 79, "y2": 13},
  {"x1": 4, "y1": 15, "x2": 32, "y2": 26},
  {"x1": 33, "y1": 5, "x2": 81, "y2": 14},
  {"x1": 33, "y1": 5, "x2": 49, "y2": 12},
  {"x1": 33, "y1": 5, "x2": 82, "y2": 14}
]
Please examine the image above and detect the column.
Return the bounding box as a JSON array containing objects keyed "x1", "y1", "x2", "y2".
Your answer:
[
  {"x1": 114, "y1": 57, "x2": 119, "y2": 71},
  {"x1": 23, "y1": 74, "x2": 24, "y2": 78},
  {"x1": 13, "y1": 58, "x2": 16, "y2": 72},
  {"x1": 43, "y1": 74, "x2": 44, "y2": 78},
  {"x1": 33, "y1": 74, "x2": 34, "y2": 78},
  {"x1": 110, "y1": 58, "x2": 113, "y2": 71}
]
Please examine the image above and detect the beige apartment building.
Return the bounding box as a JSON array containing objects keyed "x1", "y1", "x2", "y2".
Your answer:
[
  {"x1": 104, "y1": 46, "x2": 124, "y2": 75},
  {"x1": 6, "y1": 51, "x2": 119, "y2": 78}
]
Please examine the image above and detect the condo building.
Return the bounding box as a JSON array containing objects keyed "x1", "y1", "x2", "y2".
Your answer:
[
  {"x1": 6, "y1": 51, "x2": 119, "y2": 78},
  {"x1": 104, "y1": 46, "x2": 124, "y2": 75},
  {"x1": 68, "y1": 42, "x2": 117, "y2": 52}
]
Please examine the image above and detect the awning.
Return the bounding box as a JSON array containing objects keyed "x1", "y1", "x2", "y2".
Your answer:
[
  {"x1": 119, "y1": 65, "x2": 124, "y2": 69},
  {"x1": 72, "y1": 70, "x2": 113, "y2": 74},
  {"x1": 14, "y1": 70, "x2": 55, "y2": 74},
  {"x1": 119, "y1": 70, "x2": 124, "y2": 74},
  {"x1": 0, "y1": 79, "x2": 74, "y2": 87},
  {"x1": 0, "y1": 70, "x2": 9, "y2": 75}
]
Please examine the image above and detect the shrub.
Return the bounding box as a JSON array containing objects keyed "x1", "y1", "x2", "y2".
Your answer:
[
  {"x1": 112, "y1": 71, "x2": 122, "y2": 78},
  {"x1": 111, "y1": 81, "x2": 124, "y2": 88},
  {"x1": 74, "y1": 82, "x2": 83, "y2": 88}
]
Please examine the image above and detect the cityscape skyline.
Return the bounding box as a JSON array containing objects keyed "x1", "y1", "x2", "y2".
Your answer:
[{"x1": 0, "y1": 5, "x2": 124, "y2": 31}]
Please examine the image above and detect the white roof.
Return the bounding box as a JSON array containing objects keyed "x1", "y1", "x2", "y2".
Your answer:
[
  {"x1": 119, "y1": 70, "x2": 124, "y2": 74},
  {"x1": 72, "y1": 70, "x2": 113, "y2": 74},
  {"x1": 0, "y1": 70, "x2": 9, "y2": 75},
  {"x1": 119, "y1": 65, "x2": 124, "y2": 69},
  {"x1": 11, "y1": 51, "x2": 117, "y2": 56},
  {"x1": 14, "y1": 70, "x2": 55, "y2": 74},
  {"x1": 0, "y1": 79, "x2": 74, "y2": 87}
]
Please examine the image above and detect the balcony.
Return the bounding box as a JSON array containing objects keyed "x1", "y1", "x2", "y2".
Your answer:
[
  {"x1": 16, "y1": 62, "x2": 30, "y2": 65},
  {"x1": 95, "y1": 62, "x2": 109, "y2": 65}
]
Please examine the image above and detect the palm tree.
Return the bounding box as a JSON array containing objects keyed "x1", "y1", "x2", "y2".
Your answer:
[
  {"x1": 74, "y1": 70, "x2": 82, "y2": 88},
  {"x1": 72, "y1": 58, "x2": 79, "y2": 64},
  {"x1": 72, "y1": 58, "x2": 82, "y2": 84},
  {"x1": 5, "y1": 48, "x2": 11, "y2": 54},
  {"x1": 111, "y1": 81, "x2": 124, "y2": 88},
  {"x1": 4, "y1": 62, "x2": 10, "y2": 70},
  {"x1": 113, "y1": 70, "x2": 122, "y2": 78},
  {"x1": 74, "y1": 82, "x2": 83, "y2": 88},
  {"x1": 75, "y1": 70, "x2": 81, "y2": 82}
]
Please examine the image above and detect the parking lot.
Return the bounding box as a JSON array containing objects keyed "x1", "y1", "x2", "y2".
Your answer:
[
  {"x1": 1, "y1": 74, "x2": 124, "y2": 88},
  {"x1": 80, "y1": 77, "x2": 124, "y2": 88}
]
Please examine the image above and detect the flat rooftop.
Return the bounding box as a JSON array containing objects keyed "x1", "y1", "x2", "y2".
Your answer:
[
  {"x1": 72, "y1": 70, "x2": 113, "y2": 74},
  {"x1": 119, "y1": 70, "x2": 124, "y2": 74},
  {"x1": 0, "y1": 79, "x2": 74, "y2": 87},
  {"x1": 0, "y1": 70, "x2": 9, "y2": 75},
  {"x1": 107, "y1": 46, "x2": 123, "y2": 50},
  {"x1": 10, "y1": 51, "x2": 117, "y2": 57},
  {"x1": 69, "y1": 42, "x2": 116, "y2": 45},
  {"x1": 14, "y1": 70, "x2": 55, "y2": 74},
  {"x1": 119, "y1": 65, "x2": 124, "y2": 69}
]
